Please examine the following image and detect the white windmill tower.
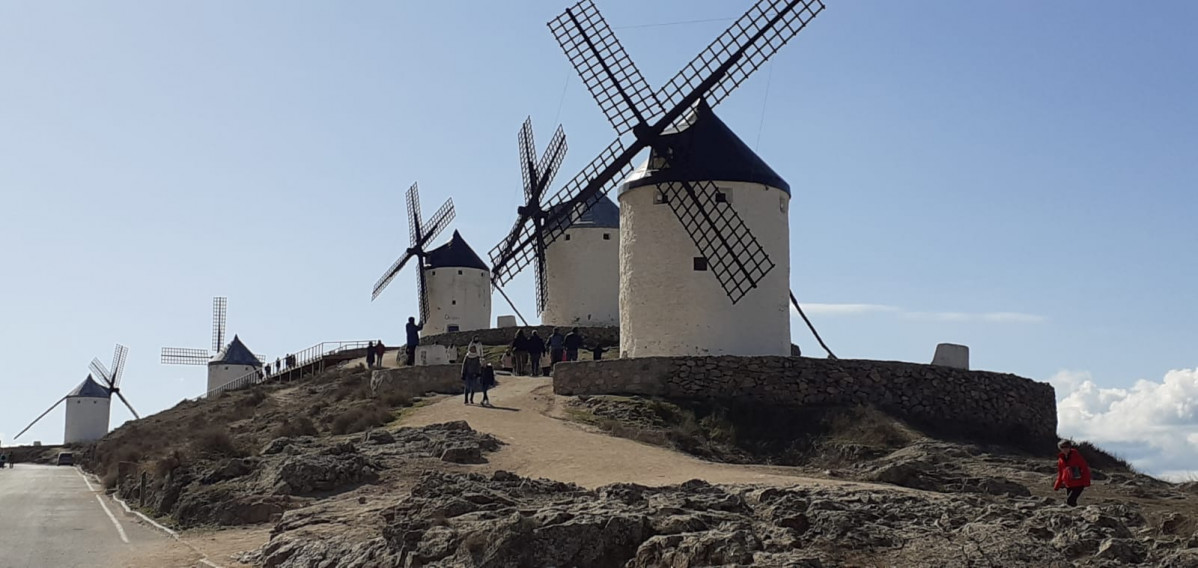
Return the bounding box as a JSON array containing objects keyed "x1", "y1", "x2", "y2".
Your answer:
[
  {"x1": 489, "y1": 117, "x2": 621, "y2": 327},
  {"x1": 490, "y1": 0, "x2": 826, "y2": 358},
  {"x1": 373, "y1": 183, "x2": 492, "y2": 336},
  {"x1": 161, "y1": 297, "x2": 264, "y2": 393},
  {"x1": 15, "y1": 344, "x2": 141, "y2": 444}
]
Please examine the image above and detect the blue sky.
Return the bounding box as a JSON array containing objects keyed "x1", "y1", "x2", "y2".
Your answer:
[{"x1": 1, "y1": 2, "x2": 1195, "y2": 475}]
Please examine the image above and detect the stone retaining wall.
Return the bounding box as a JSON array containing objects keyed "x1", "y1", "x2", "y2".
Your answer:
[
  {"x1": 554, "y1": 357, "x2": 1057, "y2": 444},
  {"x1": 371, "y1": 365, "x2": 464, "y2": 398}
]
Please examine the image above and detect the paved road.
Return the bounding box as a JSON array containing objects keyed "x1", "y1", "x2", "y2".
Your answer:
[{"x1": 0, "y1": 464, "x2": 192, "y2": 568}]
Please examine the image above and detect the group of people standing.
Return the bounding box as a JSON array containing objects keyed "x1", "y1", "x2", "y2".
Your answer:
[{"x1": 509, "y1": 327, "x2": 596, "y2": 376}]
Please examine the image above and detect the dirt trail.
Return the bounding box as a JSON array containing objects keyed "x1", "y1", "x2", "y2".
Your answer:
[{"x1": 400, "y1": 377, "x2": 883, "y2": 490}]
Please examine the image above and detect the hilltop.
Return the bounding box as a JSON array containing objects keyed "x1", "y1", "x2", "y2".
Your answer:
[{"x1": 72, "y1": 351, "x2": 1198, "y2": 568}]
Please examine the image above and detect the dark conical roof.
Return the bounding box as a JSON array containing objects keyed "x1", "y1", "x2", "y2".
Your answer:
[
  {"x1": 620, "y1": 100, "x2": 790, "y2": 195},
  {"x1": 67, "y1": 375, "x2": 111, "y2": 398},
  {"x1": 548, "y1": 193, "x2": 620, "y2": 230},
  {"x1": 209, "y1": 335, "x2": 262, "y2": 367},
  {"x1": 425, "y1": 230, "x2": 489, "y2": 271}
]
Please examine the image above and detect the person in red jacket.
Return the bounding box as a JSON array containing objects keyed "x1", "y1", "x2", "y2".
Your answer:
[{"x1": 1053, "y1": 439, "x2": 1092, "y2": 506}]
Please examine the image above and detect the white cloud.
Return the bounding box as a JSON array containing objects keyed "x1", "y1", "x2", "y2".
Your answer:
[
  {"x1": 795, "y1": 303, "x2": 1045, "y2": 324},
  {"x1": 1053, "y1": 368, "x2": 1198, "y2": 477}
]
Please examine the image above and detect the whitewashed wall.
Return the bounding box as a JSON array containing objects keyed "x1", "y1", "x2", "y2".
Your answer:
[
  {"x1": 64, "y1": 396, "x2": 110, "y2": 443},
  {"x1": 619, "y1": 181, "x2": 791, "y2": 357},
  {"x1": 423, "y1": 267, "x2": 492, "y2": 335},
  {"x1": 207, "y1": 363, "x2": 258, "y2": 393},
  {"x1": 542, "y1": 226, "x2": 620, "y2": 327}
]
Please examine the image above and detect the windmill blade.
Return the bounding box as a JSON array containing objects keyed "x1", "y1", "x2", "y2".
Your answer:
[
  {"x1": 661, "y1": 180, "x2": 776, "y2": 304},
  {"x1": 372, "y1": 250, "x2": 417, "y2": 300},
  {"x1": 14, "y1": 397, "x2": 65, "y2": 440},
  {"x1": 518, "y1": 117, "x2": 538, "y2": 201},
  {"x1": 655, "y1": 0, "x2": 824, "y2": 123},
  {"x1": 161, "y1": 347, "x2": 211, "y2": 365},
  {"x1": 535, "y1": 125, "x2": 568, "y2": 197},
  {"x1": 406, "y1": 182, "x2": 423, "y2": 246},
  {"x1": 113, "y1": 390, "x2": 141, "y2": 420},
  {"x1": 420, "y1": 199, "x2": 456, "y2": 248},
  {"x1": 489, "y1": 137, "x2": 632, "y2": 283},
  {"x1": 549, "y1": 0, "x2": 663, "y2": 134},
  {"x1": 110, "y1": 343, "x2": 128, "y2": 389},
  {"x1": 212, "y1": 297, "x2": 228, "y2": 353},
  {"x1": 417, "y1": 264, "x2": 430, "y2": 325},
  {"x1": 535, "y1": 241, "x2": 549, "y2": 314},
  {"x1": 89, "y1": 358, "x2": 112, "y2": 386}
]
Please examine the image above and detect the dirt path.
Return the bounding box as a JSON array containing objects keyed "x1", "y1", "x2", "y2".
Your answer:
[{"x1": 400, "y1": 377, "x2": 882, "y2": 490}]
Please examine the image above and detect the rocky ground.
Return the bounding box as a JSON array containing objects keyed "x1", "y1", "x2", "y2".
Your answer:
[{"x1": 68, "y1": 363, "x2": 1198, "y2": 567}]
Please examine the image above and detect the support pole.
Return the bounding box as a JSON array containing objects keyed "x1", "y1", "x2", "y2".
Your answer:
[
  {"x1": 492, "y1": 282, "x2": 530, "y2": 326},
  {"x1": 790, "y1": 290, "x2": 836, "y2": 359}
]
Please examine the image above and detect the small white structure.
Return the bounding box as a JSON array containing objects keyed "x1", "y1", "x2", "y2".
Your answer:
[
  {"x1": 414, "y1": 344, "x2": 452, "y2": 366},
  {"x1": 207, "y1": 335, "x2": 263, "y2": 393},
  {"x1": 496, "y1": 315, "x2": 518, "y2": 328},
  {"x1": 542, "y1": 196, "x2": 620, "y2": 327},
  {"x1": 422, "y1": 230, "x2": 492, "y2": 336},
  {"x1": 932, "y1": 343, "x2": 970, "y2": 370},
  {"x1": 63, "y1": 376, "x2": 112, "y2": 444},
  {"x1": 619, "y1": 103, "x2": 791, "y2": 358}
]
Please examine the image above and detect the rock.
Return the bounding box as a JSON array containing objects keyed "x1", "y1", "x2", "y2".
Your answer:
[
  {"x1": 440, "y1": 444, "x2": 483, "y2": 464},
  {"x1": 272, "y1": 446, "x2": 380, "y2": 495},
  {"x1": 1095, "y1": 538, "x2": 1147, "y2": 563},
  {"x1": 364, "y1": 429, "x2": 394, "y2": 444}
]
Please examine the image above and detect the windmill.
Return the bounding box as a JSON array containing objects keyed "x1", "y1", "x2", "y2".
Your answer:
[
  {"x1": 490, "y1": 117, "x2": 621, "y2": 326},
  {"x1": 372, "y1": 183, "x2": 492, "y2": 335},
  {"x1": 15, "y1": 344, "x2": 140, "y2": 444},
  {"x1": 489, "y1": 0, "x2": 826, "y2": 357},
  {"x1": 161, "y1": 297, "x2": 264, "y2": 393}
]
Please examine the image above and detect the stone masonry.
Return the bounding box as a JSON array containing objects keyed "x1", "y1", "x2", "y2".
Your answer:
[{"x1": 554, "y1": 357, "x2": 1057, "y2": 444}]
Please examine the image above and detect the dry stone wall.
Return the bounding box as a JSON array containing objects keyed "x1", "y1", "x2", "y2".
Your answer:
[
  {"x1": 554, "y1": 357, "x2": 1057, "y2": 444},
  {"x1": 371, "y1": 365, "x2": 464, "y2": 398}
]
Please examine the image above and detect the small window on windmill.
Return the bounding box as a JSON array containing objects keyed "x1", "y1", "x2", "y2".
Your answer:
[
  {"x1": 715, "y1": 188, "x2": 732, "y2": 204},
  {"x1": 452, "y1": 300, "x2": 456, "y2": 305},
  {"x1": 565, "y1": 234, "x2": 571, "y2": 241},
  {"x1": 458, "y1": 270, "x2": 463, "y2": 275},
  {"x1": 780, "y1": 195, "x2": 788, "y2": 214},
  {"x1": 654, "y1": 190, "x2": 669, "y2": 205},
  {"x1": 603, "y1": 233, "x2": 611, "y2": 240},
  {"x1": 693, "y1": 257, "x2": 708, "y2": 271}
]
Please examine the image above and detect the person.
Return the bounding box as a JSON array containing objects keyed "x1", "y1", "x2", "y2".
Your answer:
[
  {"x1": 591, "y1": 344, "x2": 609, "y2": 361},
  {"x1": 405, "y1": 317, "x2": 423, "y2": 366},
  {"x1": 366, "y1": 340, "x2": 376, "y2": 368},
  {"x1": 264, "y1": 362, "x2": 272, "y2": 375},
  {"x1": 527, "y1": 331, "x2": 545, "y2": 377},
  {"x1": 375, "y1": 340, "x2": 386, "y2": 367},
  {"x1": 461, "y1": 338, "x2": 483, "y2": 404},
  {"x1": 548, "y1": 328, "x2": 565, "y2": 366},
  {"x1": 479, "y1": 362, "x2": 496, "y2": 407},
  {"x1": 511, "y1": 330, "x2": 529, "y2": 376},
  {"x1": 1053, "y1": 439, "x2": 1092, "y2": 507},
  {"x1": 276, "y1": 357, "x2": 282, "y2": 372},
  {"x1": 0, "y1": 453, "x2": 6, "y2": 470},
  {"x1": 564, "y1": 327, "x2": 583, "y2": 361}
]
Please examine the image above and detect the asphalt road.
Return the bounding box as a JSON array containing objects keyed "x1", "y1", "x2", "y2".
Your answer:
[{"x1": 0, "y1": 464, "x2": 183, "y2": 568}]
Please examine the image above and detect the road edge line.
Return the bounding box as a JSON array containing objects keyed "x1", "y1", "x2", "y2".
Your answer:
[
  {"x1": 111, "y1": 494, "x2": 226, "y2": 568},
  {"x1": 95, "y1": 494, "x2": 130, "y2": 544}
]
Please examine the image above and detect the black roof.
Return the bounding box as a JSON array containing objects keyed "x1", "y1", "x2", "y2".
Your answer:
[
  {"x1": 548, "y1": 193, "x2": 620, "y2": 230},
  {"x1": 210, "y1": 335, "x2": 262, "y2": 367},
  {"x1": 620, "y1": 100, "x2": 790, "y2": 195},
  {"x1": 67, "y1": 375, "x2": 111, "y2": 398},
  {"x1": 425, "y1": 230, "x2": 489, "y2": 270}
]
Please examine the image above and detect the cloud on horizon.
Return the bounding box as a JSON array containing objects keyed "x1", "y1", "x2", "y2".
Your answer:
[
  {"x1": 799, "y1": 303, "x2": 1045, "y2": 324},
  {"x1": 1052, "y1": 367, "x2": 1198, "y2": 479}
]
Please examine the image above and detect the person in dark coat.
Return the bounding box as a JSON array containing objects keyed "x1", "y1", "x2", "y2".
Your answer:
[
  {"x1": 548, "y1": 328, "x2": 566, "y2": 366},
  {"x1": 1054, "y1": 440, "x2": 1092, "y2": 507},
  {"x1": 511, "y1": 330, "x2": 529, "y2": 376},
  {"x1": 405, "y1": 317, "x2": 423, "y2": 366},
  {"x1": 479, "y1": 362, "x2": 496, "y2": 407},
  {"x1": 461, "y1": 338, "x2": 483, "y2": 404},
  {"x1": 590, "y1": 344, "x2": 609, "y2": 361},
  {"x1": 366, "y1": 341, "x2": 376, "y2": 368},
  {"x1": 564, "y1": 327, "x2": 583, "y2": 361},
  {"x1": 527, "y1": 331, "x2": 545, "y2": 377},
  {"x1": 375, "y1": 340, "x2": 386, "y2": 366}
]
